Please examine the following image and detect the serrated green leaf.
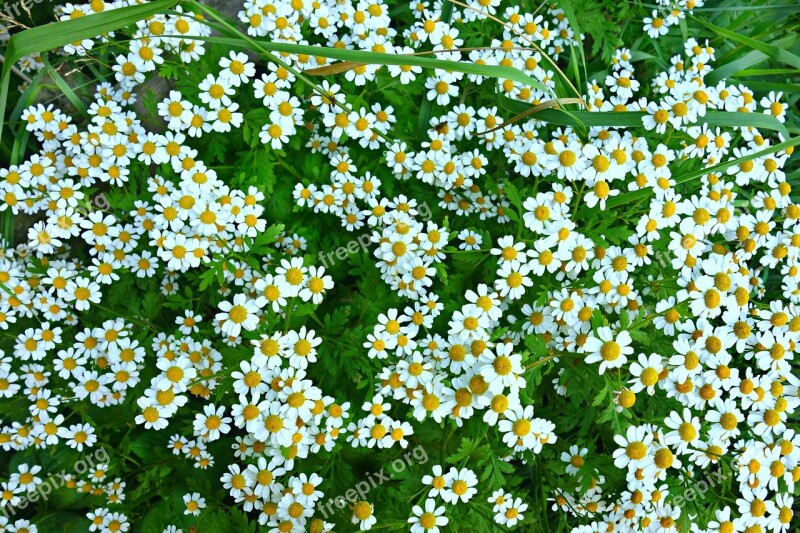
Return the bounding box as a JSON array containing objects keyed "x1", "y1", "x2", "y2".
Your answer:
[{"x1": 445, "y1": 437, "x2": 481, "y2": 464}]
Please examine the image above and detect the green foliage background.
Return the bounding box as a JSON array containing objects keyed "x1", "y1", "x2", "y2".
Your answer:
[{"x1": 0, "y1": 0, "x2": 798, "y2": 532}]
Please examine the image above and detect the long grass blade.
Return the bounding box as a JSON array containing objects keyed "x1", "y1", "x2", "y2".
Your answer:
[
  {"x1": 692, "y1": 16, "x2": 800, "y2": 69},
  {"x1": 500, "y1": 97, "x2": 790, "y2": 137},
  {"x1": 706, "y1": 35, "x2": 797, "y2": 84},
  {"x1": 164, "y1": 34, "x2": 549, "y2": 95},
  {"x1": 40, "y1": 56, "x2": 88, "y2": 117}
]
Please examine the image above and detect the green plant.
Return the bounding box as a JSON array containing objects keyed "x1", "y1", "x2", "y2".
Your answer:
[{"x1": 0, "y1": 0, "x2": 798, "y2": 532}]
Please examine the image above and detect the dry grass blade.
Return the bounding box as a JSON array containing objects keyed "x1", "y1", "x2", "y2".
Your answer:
[
  {"x1": 476, "y1": 98, "x2": 586, "y2": 135},
  {"x1": 305, "y1": 45, "x2": 546, "y2": 76},
  {"x1": 304, "y1": 61, "x2": 365, "y2": 76}
]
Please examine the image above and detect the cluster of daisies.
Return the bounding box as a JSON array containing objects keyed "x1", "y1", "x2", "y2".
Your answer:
[
  {"x1": 0, "y1": 0, "x2": 797, "y2": 531},
  {"x1": 2, "y1": 2, "x2": 337, "y2": 532},
  {"x1": 292, "y1": 0, "x2": 594, "y2": 228},
  {"x1": 643, "y1": 0, "x2": 706, "y2": 39},
  {"x1": 282, "y1": 2, "x2": 797, "y2": 533},
  {"x1": 0, "y1": 463, "x2": 130, "y2": 533},
  {"x1": 351, "y1": 466, "x2": 529, "y2": 532},
  {"x1": 156, "y1": 320, "x2": 350, "y2": 531}
]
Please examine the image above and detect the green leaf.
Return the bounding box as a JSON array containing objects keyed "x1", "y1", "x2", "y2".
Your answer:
[
  {"x1": 524, "y1": 333, "x2": 548, "y2": 358},
  {"x1": 500, "y1": 97, "x2": 790, "y2": 137},
  {"x1": 465, "y1": 509, "x2": 495, "y2": 533},
  {"x1": 434, "y1": 262, "x2": 449, "y2": 285},
  {"x1": 479, "y1": 451, "x2": 515, "y2": 490},
  {"x1": 446, "y1": 437, "x2": 481, "y2": 464},
  {"x1": 692, "y1": 16, "x2": 800, "y2": 69},
  {"x1": 291, "y1": 302, "x2": 317, "y2": 318},
  {"x1": 591, "y1": 384, "x2": 608, "y2": 407},
  {"x1": 128, "y1": 431, "x2": 167, "y2": 460},
  {"x1": 254, "y1": 223, "x2": 285, "y2": 248},
  {"x1": 199, "y1": 260, "x2": 225, "y2": 291},
  {"x1": 502, "y1": 180, "x2": 523, "y2": 213},
  {"x1": 35, "y1": 512, "x2": 86, "y2": 532},
  {"x1": 619, "y1": 310, "x2": 631, "y2": 330},
  {"x1": 238, "y1": 148, "x2": 277, "y2": 193},
  {"x1": 706, "y1": 51, "x2": 766, "y2": 85},
  {"x1": 137, "y1": 500, "x2": 175, "y2": 533},
  {"x1": 701, "y1": 111, "x2": 790, "y2": 138},
  {"x1": 451, "y1": 251, "x2": 485, "y2": 265},
  {"x1": 556, "y1": 0, "x2": 587, "y2": 88},
  {"x1": 40, "y1": 56, "x2": 88, "y2": 117},
  {"x1": 418, "y1": 98, "x2": 434, "y2": 138},
  {"x1": 140, "y1": 291, "x2": 161, "y2": 321},
  {"x1": 629, "y1": 329, "x2": 651, "y2": 346}
]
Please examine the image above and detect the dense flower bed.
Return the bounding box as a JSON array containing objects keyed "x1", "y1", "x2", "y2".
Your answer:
[{"x1": 0, "y1": 0, "x2": 797, "y2": 532}]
